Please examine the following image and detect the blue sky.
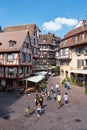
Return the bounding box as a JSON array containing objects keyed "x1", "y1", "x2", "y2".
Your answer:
[{"x1": 0, "y1": 0, "x2": 87, "y2": 38}]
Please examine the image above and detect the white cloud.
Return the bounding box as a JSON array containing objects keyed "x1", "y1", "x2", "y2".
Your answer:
[{"x1": 42, "y1": 17, "x2": 78, "y2": 32}]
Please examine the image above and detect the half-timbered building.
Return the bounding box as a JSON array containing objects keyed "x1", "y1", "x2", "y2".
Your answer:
[
  {"x1": 38, "y1": 33, "x2": 61, "y2": 67},
  {"x1": 59, "y1": 20, "x2": 87, "y2": 86},
  {"x1": 0, "y1": 24, "x2": 40, "y2": 90}
]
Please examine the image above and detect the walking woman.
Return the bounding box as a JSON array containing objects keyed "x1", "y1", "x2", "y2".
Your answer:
[
  {"x1": 57, "y1": 93, "x2": 62, "y2": 109},
  {"x1": 36, "y1": 100, "x2": 41, "y2": 117}
]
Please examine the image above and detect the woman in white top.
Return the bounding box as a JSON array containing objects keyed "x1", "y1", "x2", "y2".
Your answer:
[{"x1": 55, "y1": 83, "x2": 59, "y2": 93}]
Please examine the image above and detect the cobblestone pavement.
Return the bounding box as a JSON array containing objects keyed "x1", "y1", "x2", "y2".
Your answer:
[{"x1": 0, "y1": 76, "x2": 87, "y2": 130}]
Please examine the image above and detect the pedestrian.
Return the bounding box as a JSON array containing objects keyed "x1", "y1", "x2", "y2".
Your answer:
[
  {"x1": 55, "y1": 83, "x2": 59, "y2": 93},
  {"x1": 39, "y1": 95, "x2": 43, "y2": 108},
  {"x1": 63, "y1": 92, "x2": 69, "y2": 107},
  {"x1": 16, "y1": 86, "x2": 21, "y2": 97},
  {"x1": 36, "y1": 100, "x2": 41, "y2": 117},
  {"x1": 44, "y1": 87, "x2": 48, "y2": 96},
  {"x1": 64, "y1": 80, "x2": 67, "y2": 88},
  {"x1": 50, "y1": 84, "x2": 54, "y2": 94},
  {"x1": 47, "y1": 91, "x2": 50, "y2": 101},
  {"x1": 66, "y1": 81, "x2": 70, "y2": 90},
  {"x1": 53, "y1": 91, "x2": 57, "y2": 101},
  {"x1": 34, "y1": 94, "x2": 39, "y2": 106},
  {"x1": 57, "y1": 93, "x2": 62, "y2": 109},
  {"x1": 24, "y1": 99, "x2": 30, "y2": 117}
]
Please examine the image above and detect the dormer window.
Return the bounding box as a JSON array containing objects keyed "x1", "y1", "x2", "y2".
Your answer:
[
  {"x1": 52, "y1": 37, "x2": 56, "y2": 44},
  {"x1": 9, "y1": 40, "x2": 16, "y2": 48},
  {"x1": 43, "y1": 37, "x2": 47, "y2": 43},
  {"x1": 43, "y1": 39, "x2": 46, "y2": 43}
]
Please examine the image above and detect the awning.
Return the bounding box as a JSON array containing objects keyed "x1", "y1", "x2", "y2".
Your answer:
[
  {"x1": 35, "y1": 67, "x2": 48, "y2": 71},
  {"x1": 70, "y1": 70, "x2": 87, "y2": 74},
  {"x1": 33, "y1": 71, "x2": 48, "y2": 76},
  {"x1": 21, "y1": 75, "x2": 45, "y2": 83}
]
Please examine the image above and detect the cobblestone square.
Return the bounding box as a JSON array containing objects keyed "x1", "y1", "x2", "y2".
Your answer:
[{"x1": 0, "y1": 76, "x2": 87, "y2": 130}]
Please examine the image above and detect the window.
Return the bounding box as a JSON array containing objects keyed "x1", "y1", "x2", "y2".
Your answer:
[
  {"x1": 43, "y1": 39, "x2": 46, "y2": 43},
  {"x1": 8, "y1": 68, "x2": 15, "y2": 75},
  {"x1": 43, "y1": 37, "x2": 47, "y2": 43},
  {"x1": 84, "y1": 60, "x2": 87, "y2": 66},
  {"x1": 22, "y1": 53, "x2": 26, "y2": 62},
  {"x1": 27, "y1": 55, "x2": 31, "y2": 62},
  {"x1": 82, "y1": 33, "x2": 86, "y2": 40},
  {"x1": 26, "y1": 67, "x2": 30, "y2": 73},
  {"x1": 84, "y1": 46, "x2": 87, "y2": 54},
  {"x1": 7, "y1": 54, "x2": 14, "y2": 62},
  {"x1": 26, "y1": 42, "x2": 29, "y2": 48},
  {"x1": 19, "y1": 67, "x2": 23, "y2": 74},
  {"x1": 82, "y1": 60, "x2": 84, "y2": 66},
  {"x1": 44, "y1": 52, "x2": 47, "y2": 54},
  {"x1": 76, "y1": 48, "x2": 83, "y2": 55},
  {"x1": 75, "y1": 36, "x2": 78, "y2": 42},
  {"x1": 62, "y1": 49, "x2": 65, "y2": 56},
  {"x1": 77, "y1": 59, "x2": 81, "y2": 67},
  {"x1": 77, "y1": 59, "x2": 83, "y2": 68},
  {"x1": 9, "y1": 42, "x2": 14, "y2": 47},
  {"x1": 9, "y1": 40, "x2": 16, "y2": 48},
  {"x1": 77, "y1": 74, "x2": 84, "y2": 81},
  {"x1": 52, "y1": 37, "x2": 56, "y2": 44}
]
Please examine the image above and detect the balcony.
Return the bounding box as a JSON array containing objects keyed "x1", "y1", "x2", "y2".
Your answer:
[
  {"x1": 40, "y1": 48, "x2": 55, "y2": 52},
  {"x1": 58, "y1": 54, "x2": 72, "y2": 60}
]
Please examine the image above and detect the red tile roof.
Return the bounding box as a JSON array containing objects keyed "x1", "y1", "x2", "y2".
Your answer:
[
  {"x1": 4, "y1": 24, "x2": 41, "y2": 37},
  {"x1": 60, "y1": 21, "x2": 87, "y2": 48},
  {"x1": 0, "y1": 30, "x2": 28, "y2": 52},
  {"x1": 63, "y1": 23, "x2": 87, "y2": 39},
  {"x1": 38, "y1": 33, "x2": 61, "y2": 44}
]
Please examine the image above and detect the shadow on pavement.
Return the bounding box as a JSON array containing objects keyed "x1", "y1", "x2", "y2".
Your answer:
[{"x1": 0, "y1": 91, "x2": 24, "y2": 119}]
